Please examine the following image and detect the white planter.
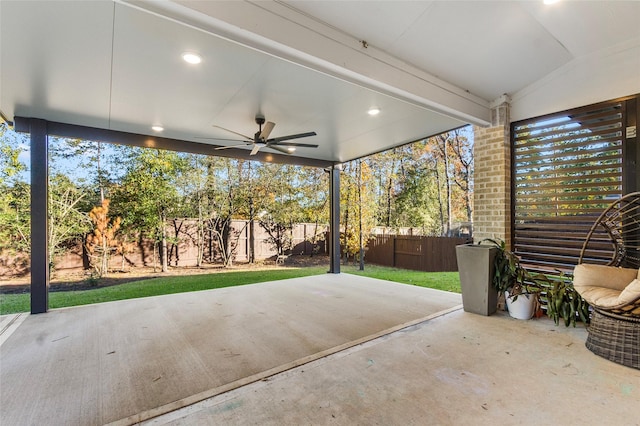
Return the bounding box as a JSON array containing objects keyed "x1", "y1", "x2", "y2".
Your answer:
[{"x1": 505, "y1": 290, "x2": 536, "y2": 320}]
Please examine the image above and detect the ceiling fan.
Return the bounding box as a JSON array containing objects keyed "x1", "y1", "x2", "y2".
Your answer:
[{"x1": 203, "y1": 114, "x2": 318, "y2": 155}]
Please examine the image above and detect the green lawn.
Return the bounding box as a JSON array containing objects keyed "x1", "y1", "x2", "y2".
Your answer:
[
  {"x1": 342, "y1": 264, "x2": 461, "y2": 293},
  {"x1": 0, "y1": 264, "x2": 460, "y2": 315}
]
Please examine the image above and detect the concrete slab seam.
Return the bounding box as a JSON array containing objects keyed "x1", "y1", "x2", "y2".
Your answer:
[{"x1": 0, "y1": 313, "x2": 28, "y2": 348}]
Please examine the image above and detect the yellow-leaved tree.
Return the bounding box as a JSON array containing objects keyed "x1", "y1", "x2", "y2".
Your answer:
[{"x1": 86, "y1": 199, "x2": 121, "y2": 277}]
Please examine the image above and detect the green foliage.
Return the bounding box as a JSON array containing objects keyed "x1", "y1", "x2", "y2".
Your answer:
[
  {"x1": 480, "y1": 238, "x2": 537, "y2": 298},
  {"x1": 110, "y1": 148, "x2": 187, "y2": 235},
  {"x1": 48, "y1": 173, "x2": 92, "y2": 269},
  {"x1": 340, "y1": 160, "x2": 377, "y2": 261},
  {"x1": 0, "y1": 180, "x2": 30, "y2": 254},
  {"x1": 1, "y1": 125, "x2": 475, "y2": 273},
  {"x1": 534, "y1": 272, "x2": 590, "y2": 327},
  {"x1": 480, "y1": 238, "x2": 589, "y2": 327},
  {"x1": 0, "y1": 123, "x2": 27, "y2": 180},
  {"x1": 0, "y1": 124, "x2": 30, "y2": 254},
  {"x1": 366, "y1": 127, "x2": 474, "y2": 236},
  {"x1": 393, "y1": 165, "x2": 442, "y2": 234}
]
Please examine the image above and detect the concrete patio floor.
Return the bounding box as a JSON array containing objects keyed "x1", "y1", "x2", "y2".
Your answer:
[
  {"x1": 0, "y1": 273, "x2": 461, "y2": 425},
  {"x1": 2, "y1": 273, "x2": 639, "y2": 425},
  {"x1": 147, "y1": 309, "x2": 640, "y2": 426}
]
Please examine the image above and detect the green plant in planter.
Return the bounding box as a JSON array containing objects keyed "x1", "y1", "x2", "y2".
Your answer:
[
  {"x1": 532, "y1": 271, "x2": 590, "y2": 327},
  {"x1": 481, "y1": 238, "x2": 590, "y2": 326},
  {"x1": 480, "y1": 238, "x2": 540, "y2": 300}
]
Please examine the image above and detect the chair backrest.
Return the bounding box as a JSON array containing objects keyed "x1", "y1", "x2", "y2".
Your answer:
[{"x1": 579, "y1": 192, "x2": 640, "y2": 269}]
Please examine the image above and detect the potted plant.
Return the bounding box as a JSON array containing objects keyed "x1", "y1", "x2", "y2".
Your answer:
[
  {"x1": 533, "y1": 271, "x2": 590, "y2": 327},
  {"x1": 482, "y1": 238, "x2": 541, "y2": 320}
]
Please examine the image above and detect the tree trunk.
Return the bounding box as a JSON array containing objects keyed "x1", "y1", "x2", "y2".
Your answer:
[
  {"x1": 343, "y1": 182, "x2": 350, "y2": 265},
  {"x1": 152, "y1": 241, "x2": 157, "y2": 272},
  {"x1": 434, "y1": 163, "x2": 446, "y2": 236},
  {"x1": 100, "y1": 230, "x2": 108, "y2": 276},
  {"x1": 249, "y1": 197, "x2": 255, "y2": 263},
  {"x1": 443, "y1": 137, "x2": 452, "y2": 236},
  {"x1": 196, "y1": 194, "x2": 203, "y2": 267},
  {"x1": 161, "y1": 209, "x2": 168, "y2": 272},
  {"x1": 358, "y1": 159, "x2": 364, "y2": 271}
]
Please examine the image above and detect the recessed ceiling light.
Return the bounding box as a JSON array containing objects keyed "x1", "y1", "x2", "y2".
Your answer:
[
  {"x1": 151, "y1": 125, "x2": 164, "y2": 132},
  {"x1": 543, "y1": 0, "x2": 559, "y2": 4},
  {"x1": 182, "y1": 52, "x2": 202, "y2": 64},
  {"x1": 287, "y1": 147, "x2": 296, "y2": 153},
  {"x1": 368, "y1": 107, "x2": 381, "y2": 116}
]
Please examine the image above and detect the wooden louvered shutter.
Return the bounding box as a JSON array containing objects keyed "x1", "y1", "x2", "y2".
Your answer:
[{"x1": 511, "y1": 97, "x2": 637, "y2": 273}]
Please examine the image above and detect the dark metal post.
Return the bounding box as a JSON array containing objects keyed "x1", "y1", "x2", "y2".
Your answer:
[
  {"x1": 30, "y1": 119, "x2": 49, "y2": 314},
  {"x1": 328, "y1": 164, "x2": 341, "y2": 273}
]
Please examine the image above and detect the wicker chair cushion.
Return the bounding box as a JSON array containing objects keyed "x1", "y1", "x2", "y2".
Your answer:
[
  {"x1": 579, "y1": 287, "x2": 625, "y2": 308},
  {"x1": 573, "y1": 264, "x2": 640, "y2": 309},
  {"x1": 573, "y1": 264, "x2": 637, "y2": 292},
  {"x1": 578, "y1": 279, "x2": 640, "y2": 309},
  {"x1": 620, "y1": 279, "x2": 640, "y2": 304}
]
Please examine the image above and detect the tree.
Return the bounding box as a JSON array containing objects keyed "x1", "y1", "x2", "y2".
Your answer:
[
  {"x1": 49, "y1": 137, "x2": 110, "y2": 203},
  {"x1": 174, "y1": 153, "x2": 208, "y2": 267},
  {"x1": 236, "y1": 160, "x2": 264, "y2": 263},
  {"x1": 0, "y1": 123, "x2": 30, "y2": 256},
  {"x1": 85, "y1": 199, "x2": 121, "y2": 276},
  {"x1": 297, "y1": 167, "x2": 329, "y2": 255},
  {"x1": 48, "y1": 173, "x2": 92, "y2": 272},
  {"x1": 448, "y1": 128, "x2": 474, "y2": 224},
  {"x1": 110, "y1": 147, "x2": 186, "y2": 272},
  {"x1": 256, "y1": 163, "x2": 304, "y2": 256},
  {"x1": 393, "y1": 161, "x2": 442, "y2": 235},
  {"x1": 340, "y1": 159, "x2": 377, "y2": 263},
  {"x1": 427, "y1": 128, "x2": 474, "y2": 231}
]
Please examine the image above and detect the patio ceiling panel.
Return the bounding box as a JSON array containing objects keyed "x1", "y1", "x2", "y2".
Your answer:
[
  {"x1": 1, "y1": 0, "x2": 473, "y2": 165},
  {"x1": 0, "y1": 1, "x2": 115, "y2": 128},
  {"x1": 385, "y1": 1, "x2": 573, "y2": 101},
  {"x1": 281, "y1": 1, "x2": 640, "y2": 104},
  {"x1": 108, "y1": 2, "x2": 273, "y2": 143},
  {"x1": 283, "y1": 1, "x2": 574, "y2": 101},
  {"x1": 521, "y1": 1, "x2": 640, "y2": 57}
]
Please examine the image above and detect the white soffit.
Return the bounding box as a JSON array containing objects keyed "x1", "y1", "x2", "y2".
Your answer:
[
  {"x1": 1, "y1": 1, "x2": 115, "y2": 128},
  {"x1": 1, "y1": 0, "x2": 468, "y2": 164},
  {"x1": 152, "y1": 0, "x2": 491, "y2": 126}
]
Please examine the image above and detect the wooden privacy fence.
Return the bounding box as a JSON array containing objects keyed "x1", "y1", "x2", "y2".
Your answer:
[{"x1": 365, "y1": 235, "x2": 471, "y2": 272}]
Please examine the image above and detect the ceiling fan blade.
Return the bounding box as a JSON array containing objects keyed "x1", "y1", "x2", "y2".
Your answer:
[
  {"x1": 271, "y1": 141, "x2": 319, "y2": 148},
  {"x1": 212, "y1": 125, "x2": 253, "y2": 141},
  {"x1": 267, "y1": 145, "x2": 293, "y2": 155},
  {"x1": 268, "y1": 131, "x2": 317, "y2": 143},
  {"x1": 260, "y1": 121, "x2": 275, "y2": 140},
  {"x1": 214, "y1": 143, "x2": 251, "y2": 150},
  {"x1": 194, "y1": 136, "x2": 248, "y2": 142},
  {"x1": 250, "y1": 144, "x2": 262, "y2": 156}
]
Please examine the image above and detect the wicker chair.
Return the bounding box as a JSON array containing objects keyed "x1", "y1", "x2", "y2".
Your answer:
[{"x1": 573, "y1": 192, "x2": 640, "y2": 369}]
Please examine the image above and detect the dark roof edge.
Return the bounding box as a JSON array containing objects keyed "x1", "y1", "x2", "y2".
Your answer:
[{"x1": 14, "y1": 117, "x2": 335, "y2": 169}]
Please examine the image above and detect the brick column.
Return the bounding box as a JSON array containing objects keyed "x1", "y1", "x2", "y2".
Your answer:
[{"x1": 472, "y1": 96, "x2": 511, "y2": 247}]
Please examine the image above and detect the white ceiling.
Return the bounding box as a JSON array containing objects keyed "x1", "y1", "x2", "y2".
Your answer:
[{"x1": 2, "y1": 1, "x2": 639, "y2": 165}]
